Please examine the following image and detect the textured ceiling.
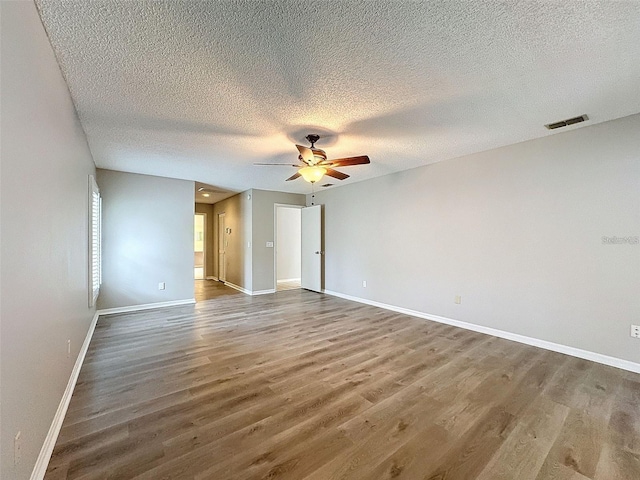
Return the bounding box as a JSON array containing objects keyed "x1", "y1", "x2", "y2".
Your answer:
[{"x1": 35, "y1": 0, "x2": 640, "y2": 196}]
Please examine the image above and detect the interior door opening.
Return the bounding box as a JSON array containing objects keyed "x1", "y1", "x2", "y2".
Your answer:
[
  {"x1": 275, "y1": 206, "x2": 302, "y2": 291},
  {"x1": 194, "y1": 213, "x2": 205, "y2": 280}
]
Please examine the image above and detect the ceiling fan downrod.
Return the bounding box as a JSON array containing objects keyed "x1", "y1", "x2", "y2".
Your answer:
[{"x1": 305, "y1": 134, "x2": 320, "y2": 148}]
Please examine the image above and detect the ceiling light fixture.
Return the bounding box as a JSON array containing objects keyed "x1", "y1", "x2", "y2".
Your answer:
[
  {"x1": 298, "y1": 165, "x2": 327, "y2": 183},
  {"x1": 202, "y1": 193, "x2": 210, "y2": 197}
]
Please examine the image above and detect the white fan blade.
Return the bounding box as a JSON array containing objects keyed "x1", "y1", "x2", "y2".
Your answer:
[{"x1": 296, "y1": 145, "x2": 315, "y2": 165}]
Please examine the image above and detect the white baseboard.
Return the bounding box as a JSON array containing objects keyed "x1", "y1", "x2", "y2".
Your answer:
[
  {"x1": 224, "y1": 281, "x2": 275, "y2": 296},
  {"x1": 224, "y1": 282, "x2": 251, "y2": 295},
  {"x1": 97, "y1": 298, "x2": 196, "y2": 316},
  {"x1": 206, "y1": 276, "x2": 219, "y2": 281},
  {"x1": 277, "y1": 278, "x2": 301, "y2": 283},
  {"x1": 30, "y1": 310, "x2": 100, "y2": 480},
  {"x1": 252, "y1": 288, "x2": 276, "y2": 296},
  {"x1": 323, "y1": 290, "x2": 640, "y2": 374}
]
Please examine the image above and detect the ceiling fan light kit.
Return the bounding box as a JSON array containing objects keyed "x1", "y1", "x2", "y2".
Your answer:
[
  {"x1": 299, "y1": 165, "x2": 327, "y2": 183},
  {"x1": 256, "y1": 134, "x2": 370, "y2": 184}
]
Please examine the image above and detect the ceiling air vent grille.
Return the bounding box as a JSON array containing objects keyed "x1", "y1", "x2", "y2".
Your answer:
[
  {"x1": 545, "y1": 114, "x2": 588, "y2": 130},
  {"x1": 198, "y1": 187, "x2": 227, "y2": 194},
  {"x1": 321, "y1": 183, "x2": 334, "y2": 188}
]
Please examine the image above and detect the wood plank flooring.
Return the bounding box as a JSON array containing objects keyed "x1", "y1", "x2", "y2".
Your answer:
[
  {"x1": 277, "y1": 280, "x2": 302, "y2": 292},
  {"x1": 45, "y1": 281, "x2": 640, "y2": 479}
]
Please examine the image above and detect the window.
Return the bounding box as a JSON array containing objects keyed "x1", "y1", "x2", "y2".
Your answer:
[{"x1": 89, "y1": 175, "x2": 102, "y2": 307}]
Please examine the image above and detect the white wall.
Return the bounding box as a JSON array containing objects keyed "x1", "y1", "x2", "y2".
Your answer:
[
  {"x1": 276, "y1": 207, "x2": 302, "y2": 281},
  {"x1": 313, "y1": 114, "x2": 640, "y2": 365},
  {"x1": 0, "y1": 2, "x2": 97, "y2": 478},
  {"x1": 96, "y1": 170, "x2": 195, "y2": 309}
]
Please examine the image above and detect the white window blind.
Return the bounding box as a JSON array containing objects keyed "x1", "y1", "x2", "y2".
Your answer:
[{"x1": 89, "y1": 175, "x2": 102, "y2": 307}]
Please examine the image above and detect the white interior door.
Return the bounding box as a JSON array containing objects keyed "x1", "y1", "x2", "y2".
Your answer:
[
  {"x1": 218, "y1": 213, "x2": 226, "y2": 282},
  {"x1": 301, "y1": 205, "x2": 322, "y2": 292}
]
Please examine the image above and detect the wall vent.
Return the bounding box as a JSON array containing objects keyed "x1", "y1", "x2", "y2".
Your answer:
[
  {"x1": 545, "y1": 114, "x2": 588, "y2": 130},
  {"x1": 198, "y1": 187, "x2": 227, "y2": 194}
]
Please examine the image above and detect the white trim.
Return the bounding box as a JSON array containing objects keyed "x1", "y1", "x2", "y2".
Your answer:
[
  {"x1": 194, "y1": 212, "x2": 207, "y2": 279},
  {"x1": 252, "y1": 289, "x2": 276, "y2": 296},
  {"x1": 277, "y1": 278, "x2": 301, "y2": 283},
  {"x1": 88, "y1": 175, "x2": 101, "y2": 307},
  {"x1": 206, "y1": 276, "x2": 219, "y2": 281},
  {"x1": 224, "y1": 282, "x2": 251, "y2": 295},
  {"x1": 323, "y1": 290, "x2": 640, "y2": 374},
  {"x1": 96, "y1": 298, "x2": 196, "y2": 316},
  {"x1": 30, "y1": 311, "x2": 100, "y2": 480},
  {"x1": 222, "y1": 282, "x2": 275, "y2": 296},
  {"x1": 218, "y1": 212, "x2": 227, "y2": 282}
]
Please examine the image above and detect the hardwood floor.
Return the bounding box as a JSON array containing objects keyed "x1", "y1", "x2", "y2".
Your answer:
[
  {"x1": 194, "y1": 278, "x2": 239, "y2": 302},
  {"x1": 45, "y1": 283, "x2": 640, "y2": 479},
  {"x1": 277, "y1": 279, "x2": 302, "y2": 292}
]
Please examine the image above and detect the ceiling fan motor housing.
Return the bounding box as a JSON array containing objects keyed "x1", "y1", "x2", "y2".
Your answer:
[
  {"x1": 305, "y1": 134, "x2": 321, "y2": 147},
  {"x1": 311, "y1": 148, "x2": 326, "y2": 164}
]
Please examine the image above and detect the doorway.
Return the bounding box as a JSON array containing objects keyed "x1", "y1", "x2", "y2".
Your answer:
[
  {"x1": 275, "y1": 205, "x2": 302, "y2": 291},
  {"x1": 218, "y1": 213, "x2": 226, "y2": 282},
  {"x1": 194, "y1": 213, "x2": 206, "y2": 280}
]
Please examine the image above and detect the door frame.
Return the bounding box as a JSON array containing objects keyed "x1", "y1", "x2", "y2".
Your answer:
[
  {"x1": 273, "y1": 203, "x2": 304, "y2": 291},
  {"x1": 218, "y1": 212, "x2": 226, "y2": 282},
  {"x1": 194, "y1": 212, "x2": 207, "y2": 279}
]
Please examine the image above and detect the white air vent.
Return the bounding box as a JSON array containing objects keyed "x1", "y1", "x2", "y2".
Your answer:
[
  {"x1": 321, "y1": 183, "x2": 334, "y2": 188},
  {"x1": 198, "y1": 187, "x2": 226, "y2": 194},
  {"x1": 545, "y1": 114, "x2": 588, "y2": 130}
]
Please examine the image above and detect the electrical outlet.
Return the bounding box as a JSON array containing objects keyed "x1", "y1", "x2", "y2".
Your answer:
[
  {"x1": 362, "y1": 280, "x2": 367, "y2": 288},
  {"x1": 455, "y1": 295, "x2": 462, "y2": 304},
  {"x1": 67, "y1": 339, "x2": 71, "y2": 358},
  {"x1": 158, "y1": 282, "x2": 166, "y2": 290},
  {"x1": 14, "y1": 431, "x2": 21, "y2": 466},
  {"x1": 631, "y1": 325, "x2": 640, "y2": 338}
]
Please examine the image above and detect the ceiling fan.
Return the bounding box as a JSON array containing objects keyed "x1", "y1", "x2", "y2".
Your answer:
[{"x1": 255, "y1": 134, "x2": 370, "y2": 183}]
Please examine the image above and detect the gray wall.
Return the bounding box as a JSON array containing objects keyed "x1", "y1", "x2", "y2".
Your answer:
[
  {"x1": 96, "y1": 170, "x2": 195, "y2": 309},
  {"x1": 313, "y1": 114, "x2": 640, "y2": 364},
  {"x1": 277, "y1": 207, "x2": 302, "y2": 281},
  {"x1": 0, "y1": 2, "x2": 97, "y2": 478},
  {"x1": 210, "y1": 190, "x2": 305, "y2": 292},
  {"x1": 213, "y1": 192, "x2": 252, "y2": 290},
  {"x1": 251, "y1": 190, "x2": 305, "y2": 292}
]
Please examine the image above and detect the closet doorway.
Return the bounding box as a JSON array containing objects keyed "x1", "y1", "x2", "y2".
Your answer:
[{"x1": 275, "y1": 205, "x2": 302, "y2": 291}]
